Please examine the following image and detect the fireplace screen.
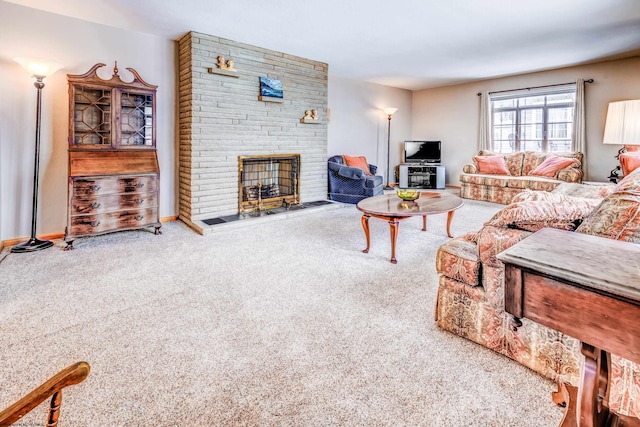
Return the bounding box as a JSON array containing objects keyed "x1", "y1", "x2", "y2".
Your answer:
[{"x1": 238, "y1": 155, "x2": 300, "y2": 213}]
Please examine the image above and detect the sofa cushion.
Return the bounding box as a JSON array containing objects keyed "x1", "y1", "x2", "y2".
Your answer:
[
  {"x1": 504, "y1": 176, "x2": 561, "y2": 191},
  {"x1": 551, "y1": 182, "x2": 615, "y2": 199},
  {"x1": 575, "y1": 168, "x2": 640, "y2": 243},
  {"x1": 575, "y1": 193, "x2": 640, "y2": 243},
  {"x1": 459, "y1": 174, "x2": 511, "y2": 186},
  {"x1": 473, "y1": 155, "x2": 510, "y2": 175},
  {"x1": 512, "y1": 189, "x2": 606, "y2": 205},
  {"x1": 529, "y1": 155, "x2": 580, "y2": 178},
  {"x1": 487, "y1": 198, "x2": 599, "y2": 232},
  {"x1": 436, "y1": 234, "x2": 481, "y2": 286},
  {"x1": 342, "y1": 155, "x2": 372, "y2": 176}
]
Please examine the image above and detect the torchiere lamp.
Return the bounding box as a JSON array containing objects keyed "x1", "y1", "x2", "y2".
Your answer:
[
  {"x1": 11, "y1": 58, "x2": 63, "y2": 253},
  {"x1": 603, "y1": 99, "x2": 640, "y2": 183},
  {"x1": 383, "y1": 107, "x2": 398, "y2": 190}
]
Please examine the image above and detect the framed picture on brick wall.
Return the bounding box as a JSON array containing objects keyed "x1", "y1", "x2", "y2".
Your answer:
[{"x1": 258, "y1": 76, "x2": 284, "y2": 103}]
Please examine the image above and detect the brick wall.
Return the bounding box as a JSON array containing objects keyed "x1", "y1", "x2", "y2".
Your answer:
[{"x1": 178, "y1": 31, "x2": 328, "y2": 232}]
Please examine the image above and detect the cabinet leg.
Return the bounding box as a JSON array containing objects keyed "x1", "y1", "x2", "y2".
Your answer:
[
  {"x1": 64, "y1": 241, "x2": 75, "y2": 251},
  {"x1": 154, "y1": 225, "x2": 162, "y2": 235}
]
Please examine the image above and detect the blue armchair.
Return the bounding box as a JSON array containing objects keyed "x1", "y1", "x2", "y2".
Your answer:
[{"x1": 327, "y1": 155, "x2": 384, "y2": 204}]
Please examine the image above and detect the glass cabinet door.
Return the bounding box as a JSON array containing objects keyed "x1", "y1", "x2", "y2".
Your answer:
[
  {"x1": 118, "y1": 91, "x2": 154, "y2": 146},
  {"x1": 72, "y1": 87, "x2": 112, "y2": 146}
]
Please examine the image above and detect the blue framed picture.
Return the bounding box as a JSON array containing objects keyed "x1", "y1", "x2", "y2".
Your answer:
[{"x1": 259, "y1": 76, "x2": 283, "y2": 99}]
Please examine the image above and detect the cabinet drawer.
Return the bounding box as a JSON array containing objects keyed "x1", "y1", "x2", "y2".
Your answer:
[
  {"x1": 72, "y1": 175, "x2": 157, "y2": 197},
  {"x1": 71, "y1": 192, "x2": 157, "y2": 215},
  {"x1": 69, "y1": 208, "x2": 158, "y2": 236}
]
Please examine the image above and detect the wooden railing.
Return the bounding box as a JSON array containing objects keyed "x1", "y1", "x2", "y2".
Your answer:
[{"x1": 0, "y1": 362, "x2": 90, "y2": 427}]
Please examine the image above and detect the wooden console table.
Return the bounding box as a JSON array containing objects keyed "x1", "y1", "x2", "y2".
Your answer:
[{"x1": 497, "y1": 228, "x2": 640, "y2": 427}]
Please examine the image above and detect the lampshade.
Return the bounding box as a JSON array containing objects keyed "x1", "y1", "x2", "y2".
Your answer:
[
  {"x1": 383, "y1": 107, "x2": 398, "y2": 117},
  {"x1": 14, "y1": 57, "x2": 63, "y2": 78},
  {"x1": 602, "y1": 100, "x2": 640, "y2": 146}
]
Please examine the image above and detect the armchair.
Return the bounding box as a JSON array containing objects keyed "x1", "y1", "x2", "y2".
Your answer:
[{"x1": 327, "y1": 155, "x2": 383, "y2": 204}]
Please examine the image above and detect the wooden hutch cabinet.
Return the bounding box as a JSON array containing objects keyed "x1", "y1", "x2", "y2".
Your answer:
[{"x1": 64, "y1": 63, "x2": 161, "y2": 249}]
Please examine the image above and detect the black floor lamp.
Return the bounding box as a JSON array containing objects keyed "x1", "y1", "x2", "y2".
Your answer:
[
  {"x1": 383, "y1": 107, "x2": 398, "y2": 190},
  {"x1": 12, "y1": 58, "x2": 63, "y2": 253}
]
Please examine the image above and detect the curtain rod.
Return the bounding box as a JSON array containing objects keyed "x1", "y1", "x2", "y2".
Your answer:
[{"x1": 476, "y1": 79, "x2": 594, "y2": 96}]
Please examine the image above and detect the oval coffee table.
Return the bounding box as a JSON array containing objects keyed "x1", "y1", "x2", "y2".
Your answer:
[{"x1": 356, "y1": 191, "x2": 464, "y2": 264}]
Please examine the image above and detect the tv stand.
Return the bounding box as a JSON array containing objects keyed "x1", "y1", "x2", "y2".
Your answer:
[{"x1": 398, "y1": 164, "x2": 445, "y2": 189}]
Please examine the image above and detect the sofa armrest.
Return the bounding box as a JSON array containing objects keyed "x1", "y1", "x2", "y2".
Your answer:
[
  {"x1": 328, "y1": 161, "x2": 342, "y2": 173},
  {"x1": 368, "y1": 164, "x2": 378, "y2": 175},
  {"x1": 337, "y1": 165, "x2": 365, "y2": 180},
  {"x1": 477, "y1": 225, "x2": 532, "y2": 268},
  {"x1": 556, "y1": 167, "x2": 583, "y2": 183},
  {"x1": 476, "y1": 225, "x2": 532, "y2": 310},
  {"x1": 462, "y1": 164, "x2": 477, "y2": 174}
]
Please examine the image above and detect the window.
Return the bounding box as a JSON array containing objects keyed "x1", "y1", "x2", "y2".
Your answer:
[{"x1": 491, "y1": 87, "x2": 575, "y2": 154}]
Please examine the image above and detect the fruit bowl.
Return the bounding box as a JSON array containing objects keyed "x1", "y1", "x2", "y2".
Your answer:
[{"x1": 396, "y1": 189, "x2": 421, "y2": 201}]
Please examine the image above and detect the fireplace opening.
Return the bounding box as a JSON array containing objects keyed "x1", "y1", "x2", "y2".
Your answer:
[{"x1": 239, "y1": 154, "x2": 300, "y2": 213}]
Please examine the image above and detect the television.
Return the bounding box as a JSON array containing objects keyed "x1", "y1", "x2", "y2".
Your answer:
[{"x1": 404, "y1": 140, "x2": 441, "y2": 164}]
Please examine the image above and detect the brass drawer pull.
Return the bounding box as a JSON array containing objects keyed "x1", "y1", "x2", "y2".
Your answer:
[
  {"x1": 90, "y1": 220, "x2": 101, "y2": 227},
  {"x1": 90, "y1": 202, "x2": 101, "y2": 209},
  {"x1": 90, "y1": 185, "x2": 101, "y2": 191},
  {"x1": 135, "y1": 183, "x2": 144, "y2": 188},
  {"x1": 135, "y1": 215, "x2": 144, "y2": 221},
  {"x1": 134, "y1": 198, "x2": 144, "y2": 205}
]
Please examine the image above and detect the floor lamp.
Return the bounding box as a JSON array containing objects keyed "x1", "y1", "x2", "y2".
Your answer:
[
  {"x1": 383, "y1": 107, "x2": 398, "y2": 190},
  {"x1": 11, "y1": 58, "x2": 63, "y2": 253}
]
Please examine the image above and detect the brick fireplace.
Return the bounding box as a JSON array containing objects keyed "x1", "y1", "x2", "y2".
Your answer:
[{"x1": 177, "y1": 32, "x2": 328, "y2": 234}]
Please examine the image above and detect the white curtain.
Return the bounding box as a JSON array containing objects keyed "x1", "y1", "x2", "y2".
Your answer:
[
  {"x1": 478, "y1": 91, "x2": 491, "y2": 152},
  {"x1": 572, "y1": 78, "x2": 586, "y2": 175}
]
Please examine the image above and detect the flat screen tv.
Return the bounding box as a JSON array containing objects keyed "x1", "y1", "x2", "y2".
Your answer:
[{"x1": 404, "y1": 140, "x2": 441, "y2": 164}]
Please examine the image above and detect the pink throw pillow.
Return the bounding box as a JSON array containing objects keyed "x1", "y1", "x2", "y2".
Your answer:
[
  {"x1": 473, "y1": 155, "x2": 509, "y2": 175},
  {"x1": 619, "y1": 153, "x2": 640, "y2": 176},
  {"x1": 529, "y1": 155, "x2": 578, "y2": 177}
]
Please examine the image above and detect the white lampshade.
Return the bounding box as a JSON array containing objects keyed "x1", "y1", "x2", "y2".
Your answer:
[
  {"x1": 602, "y1": 100, "x2": 640, "y2": 146},
  {"x1": 14, "y1": 57, "x2": 63, "y2": 78},
  {"x1": 383, "y1": 107, "x2": 398, "y2": 117}
]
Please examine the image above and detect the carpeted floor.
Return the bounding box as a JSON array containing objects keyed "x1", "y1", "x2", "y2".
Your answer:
[{"x1": 0, "y1": 196, "x2": 565, "y2": 426}]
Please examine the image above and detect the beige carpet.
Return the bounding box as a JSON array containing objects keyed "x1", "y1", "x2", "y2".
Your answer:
[{"x1": 0, "y1": 197, "x2": 565, "y2": 426}]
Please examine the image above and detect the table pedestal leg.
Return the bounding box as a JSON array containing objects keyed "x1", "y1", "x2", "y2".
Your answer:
[
  {"x1": 446, "y1": 210, "x2": 455, "y2": 238},
  {"x1": 361, "y1": 214, "x2": 371, "y2": 254},
  {"x1": 422, "y1": 215, "x2": 427, "y2": 231},
  {"x1": 388, "y1": 219, "x2": 399, "y2": 264},
  {"x1": 579, "y1": 343, "x2": 610, "y2": 427}
]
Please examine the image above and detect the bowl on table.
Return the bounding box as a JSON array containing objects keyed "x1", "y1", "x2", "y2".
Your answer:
[{"x1": 396, "y1": 188, "x2": 421, "y2": 201}]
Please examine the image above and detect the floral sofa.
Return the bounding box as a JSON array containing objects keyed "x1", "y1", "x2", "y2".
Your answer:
[
  {"x1": 436, "y1": 168, "x2": 640, "y2": 420},
  {"x1": 460, "y1": 150, "x2": 584, "y2": 204}
]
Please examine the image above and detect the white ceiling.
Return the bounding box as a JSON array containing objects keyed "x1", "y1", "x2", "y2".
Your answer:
[{"x1": 6, "y1": 0, "x2": 640, "y2": 90}]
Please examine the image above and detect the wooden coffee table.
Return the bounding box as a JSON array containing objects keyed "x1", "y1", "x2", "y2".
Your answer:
[{"x1": 356, "y1": 191, "x2": 463, "y2": 264}]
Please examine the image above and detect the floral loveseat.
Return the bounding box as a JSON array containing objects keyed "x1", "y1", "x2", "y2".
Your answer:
[
  {"x1": 460, "y1": 150, "x2": 584, "y2": 204},
  {"x1": 436, "y1": 168, "x2": 640, "y2": 420}
]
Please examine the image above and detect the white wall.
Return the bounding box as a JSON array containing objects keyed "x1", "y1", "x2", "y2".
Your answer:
[
  {"x1": 0, "y1": 1, "x2": 176, "y2": 241},
  {"x1": 328, "y1": 76, "x2": 412, "y2": 184},
  {"x1": 412, "y1": 56, "x2": 640, "y2": 185}
]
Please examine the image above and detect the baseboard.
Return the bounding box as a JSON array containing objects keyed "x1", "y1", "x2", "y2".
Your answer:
[{"x1": 1, "y1": 216, "x2": 178, "y2": 250}]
